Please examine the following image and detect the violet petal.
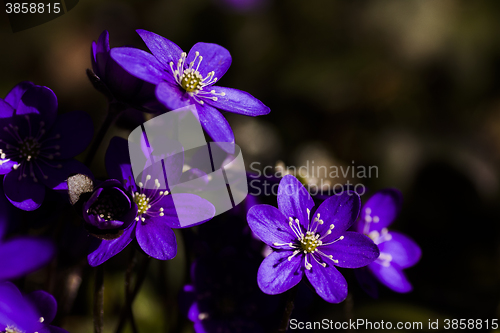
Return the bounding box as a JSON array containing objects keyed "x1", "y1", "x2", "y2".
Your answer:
[
  {"x1": 257, "y1": 250, "x2": 304, "y2": 295},
  {"x1": 136, "y1": 218, "x2": 177, "y2": 260},
  {"x1": 186, "y1": 42, "x2": 232, "y2": 81},
  {"x1": 111, "y1": 47, "x2": 167, "y2": 85},
  {"x1": 313, "y1": 191, "x2": 360, "y2": 240},
  {"x1": 159, "y1": 193, "x2": 215, "y2": 229},
  {"x1": 155, "y1": 81, "x2": 191, "y2": 110},
  {"x1": 136, "y1": 29, "x2": 183, "y2": 71},
  {"x1": 247, "y1": 204, "x2": 296, "y2": 249},
  {"x1": 277, "y1": 175, "x2": 314, "y2": 232},
  {"x1": 305, "y1": 258, "x2": 348, "y2": 303},
  {"x1": 0, "y1": 237, "x2": 55, "y2": 281},
  {"x1": 16, "y1": 85, "x2": 57, "y2": 130},
  {"x1": 368, "y1": 261, "x2": 412, "y2": 293},
  {"x1": 318, "y1": 231, "x2": 379, "y2": 268},
  {"x1": 4, "y1": 81, "x2": 35, "y2": 109},
  {"x1": 0, "y1": 281, "x2": 40, "y2": 333},
  {"x1": 26, "y1": 290, "x2": 57, "y2": 324},
  {"x1": 378, "y1": 231, "x2": 421, "y2": 269},
  {"x1": 358, "y1": 189, "x2": 402, "y2": 233},
  {"x1": 87, "y1": 223, "x2": 136, "y2": 267},
  {"x1": 196, "y1": 103, "x2": 235, "y2": 145},
  {"x1": 0, "y1": 98, "x2": 15, "y2": 119},
  {"x1": 206, "y1": 86, "x2": 270, "y2": 116},
  {"x1": 3, "y1": 169, "x2": 45, "y2": 211}
]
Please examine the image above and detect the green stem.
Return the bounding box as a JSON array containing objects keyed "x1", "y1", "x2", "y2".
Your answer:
[
  {"x1": 277, "y1": 286, "x2": 298, "y2": 332},
  {"x1": 84, "y1": 103, "x2": 124, "y2": 168},
  {"x1": 115, "y1": 255, "x2": 151, "y2": 333},
  {"x1": 93, "y1": 265, "x2": 105, "y2": 333}
]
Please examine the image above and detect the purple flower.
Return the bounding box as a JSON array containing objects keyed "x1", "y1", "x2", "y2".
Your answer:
[
  {"x1": 218, "y1": 0, "x2": 267, "y2": 13},
  {"x1": 0, "y1": 189, "x2": 55, "y2": 281},
  {"x1": 83, "y1": 179, "x2": 138, "y2": 235},
  {"x1": 90, "y1": 31, "x2": 166, "y2": 113},
  {"x1": 183, "y1": 248, "x2": 279, "y2": 333},
  {"x1": 0, "y1": 281, "x2": 68, "y2": 333},
  {"x1": 110, "y1": 30, "x2": 270, "y2": 145},
  {"x1": 356, "y1": 189, "x2": 422, "y2": 293},
  {"x1": 0, "y1": 82, "x2": 94, "y2": 210},
  {"x1": 87, "y1": 137, "x2": 215, "y2": 266},
  {"x1": 247, "y1": 175, "x2": 379, "y2": 303}
]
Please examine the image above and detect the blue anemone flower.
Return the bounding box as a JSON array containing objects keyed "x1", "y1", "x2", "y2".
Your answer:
[
  {"x1": 247, "y1": 175, "x2": 379, "y2": 303},
  {"x1": 0, "y1": 281, "x2": 68, "y2": 333},
  {"x1": 110, "y1": 30, "x2": 270, "y2": 145},
  {"x1": 0, "y1": 82, "x2": 93, "y2": 210},
  {"x1": 87, "y1": 137, "x2": 215, "y2": 266},
  {"x1": 0, "y1": 182, "x2": 55, "y2": 281},
  {"x1": 356, "y1": 189, "x2": 422, "y2": 293}
]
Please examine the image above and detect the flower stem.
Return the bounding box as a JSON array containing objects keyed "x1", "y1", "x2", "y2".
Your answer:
[
  {"x1": 277, "y1": 285, "x2": 298, "y2": 332},
  {"x1": 125, "y1": 248, "x2": 138, "y2": 333},
  {"x1": 84, "y1": 103, "x2": 124, "y2": 168},
  {"x1": 93, "y1": 265, "x2": 105, "y2": 333},
  {"x1": 115, "y1": 254, "x2": 151, "y2": 333}
]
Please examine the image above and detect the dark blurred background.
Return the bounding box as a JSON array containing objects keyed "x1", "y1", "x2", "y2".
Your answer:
[{"x1": 1, "y1": 0, "x2": 500, "y2": 332}]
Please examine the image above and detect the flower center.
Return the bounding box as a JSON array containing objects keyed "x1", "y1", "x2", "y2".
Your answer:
[
  {"x1": 299, "y1": 231, "x2": 320, "y2": 253},
  {"x1": 273, "y1": 210, "x2": 344, "y2": 270},
  {"x1": 134, "y1": 193, "x2": 150, "y2": 215},
  {"x1": 19, "y1": 137, "x2": 41, "y2": 162},
  {"x1": 1, "y1": 116, "x2": 62, "y2": 182},
  {"x1": 367, "y1": 227, "x2": 392, "y2": 245},
  {"x1": 4, "y1": 325, "x2": 24, "y2": 333},
  {"x1": 89, "y1": 192, "x2": 127, "y2": 222},
  {"x1": 133, "y1": 175, "x2": 169, "y2": 223},
  {"x1": 180, "y1": 68, "x2": 203, "y2": 93},
  {"x1": 169, "y1": 52, "x2": 225, "y2": 105}
]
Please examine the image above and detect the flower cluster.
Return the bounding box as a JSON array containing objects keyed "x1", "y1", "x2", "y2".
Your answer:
[
  {"x1": 356, "y1": 189, "x2": 421, "y2": 294},
  {"x1": 247, "y1": 175, "x2": 380, "y2": 303},
  {"x1": 0, "y1": 27, "x2": 423, "y2": 333}
]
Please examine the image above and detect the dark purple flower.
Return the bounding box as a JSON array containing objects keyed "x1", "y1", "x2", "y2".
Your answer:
[
  {"x1": 247, "y1": 175, "x2": 379, "y2": 303},
  {"x1": 356, "y1": 189, "x2": 421, "y2": 293},
  {"x1": 0, "y1": 179, "x2": 55, "y2": 281},
  {"x1": 217, "y1": 0, "x2": 267, "y2": 13},
  {"x1": 0, "y1": 82, "x2": 94, "y2": 211},
  {"x1": 90, "y1": 31, "x2": 166, "y2": 113},
  {"x1": 83, "y1": 179, "x2": 138, "y2": 234},
  {"x1": 0, "y1": 281, "x2": 68, "y2": 333},
  {"x1": 110, "y1": 30, "x2": 270, "y2": 145},
  {"x1": 183, "y1": 248, "x2": 279, "y2": 333},
  {"x1": 87, "y1": 137, "x2": 215, "y2": 266}
]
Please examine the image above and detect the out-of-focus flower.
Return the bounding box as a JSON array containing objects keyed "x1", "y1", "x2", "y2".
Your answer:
[
  {"x1": 0, "y1": 281, "x2": 68, "y2": 333},
  {"x1": 111, "y1": 30, "x2": 270, "y2": 145},
  {"x1": 218, "y1": 0, "x2": 267, "y2": 13},
  {"x1": 183, "y1": 248, "x2": 278, "y2": 333},
  {"x1": 0, "y1": 193, "x2": 55, "y2": 281},
  {"x1": 0, "y1": 82, "x2": 93, "y2": 210},
  {"x1": 87, "y1": 137, "x2": 215, "y2": 266},
  {"x1": 356, "y1": 189, "x2": 421, "y2": 293},
  {"x1": 89, "y1": 30, "x2": 166, "y2": 113},
  {"x1": 247, "y1": 175, "x2": 379, "y2": 303},
  {"x1": 83, "y1": 179, "x2": 138, "y2": 235}
]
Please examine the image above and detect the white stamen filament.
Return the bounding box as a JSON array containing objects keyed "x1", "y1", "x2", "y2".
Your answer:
[
  {"x1": 169, "y1": 51, "x2": 225, "y2": 105},
  {"x1": 278, "y1": 212, "x2": 345, "y2": 270}
]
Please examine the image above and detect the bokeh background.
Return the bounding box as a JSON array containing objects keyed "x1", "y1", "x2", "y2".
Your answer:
[{"x1": 1, "y1": 0, "x2": 500, "y2": 332}]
